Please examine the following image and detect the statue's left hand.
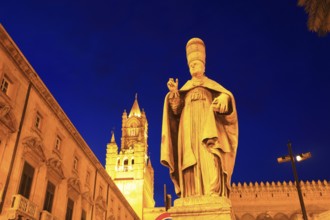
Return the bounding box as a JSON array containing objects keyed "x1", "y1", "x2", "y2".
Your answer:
[{"x1": 212, "y1": 93, "x2": 230, "y2": 114}]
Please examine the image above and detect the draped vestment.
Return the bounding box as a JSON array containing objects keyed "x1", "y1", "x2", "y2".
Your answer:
[{"x1": 161, "y1": 76, "x2": 238, "y2": 198}]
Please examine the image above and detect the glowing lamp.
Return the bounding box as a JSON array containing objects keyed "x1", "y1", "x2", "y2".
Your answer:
[
  {"x1": 277, "y1": 155, "x2": 291, "y2": 163},
  {"x1": 296, "y1": 152, "x2": 311, "y2": 162}
]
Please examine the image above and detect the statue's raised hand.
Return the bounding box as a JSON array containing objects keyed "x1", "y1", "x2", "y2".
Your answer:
[
  {"x1": 167, "y1": 78, "x2": 178, "y2": 92},
  {"x1": 212, "y1": 93, "x2": 230, "y2": 114}
]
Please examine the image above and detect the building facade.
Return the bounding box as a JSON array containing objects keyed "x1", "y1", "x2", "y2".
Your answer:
[
  {"x1": 0, "y1": 24, "x2": 139, "y2": 220},
  {"x1": 105, "y1": 96, "x2": 155, "y2": 219}
]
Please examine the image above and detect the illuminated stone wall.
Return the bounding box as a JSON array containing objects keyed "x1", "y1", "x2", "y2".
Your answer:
[
  {"x1": 231, "y1": 180, "x2": 330, "y2": 220},
  {"x1": 0, "y1": 24, "x2": 139, "y2": 220},
  {"x1": 143, "y1": 180, "x2": 330, "y2": 219}
]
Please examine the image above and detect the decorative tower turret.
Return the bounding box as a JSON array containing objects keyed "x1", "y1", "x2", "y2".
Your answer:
[
  {"x1": 105, "y1": 132, "x2": 119, "y2": 178},
  {"x1": 105, "y1": 95, "x2": 155, "y2": 219}
]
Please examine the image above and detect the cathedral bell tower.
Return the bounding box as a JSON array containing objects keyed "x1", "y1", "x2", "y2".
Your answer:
[{"x1": 105, "y1": 95, "x2": 155, "y2": 219}]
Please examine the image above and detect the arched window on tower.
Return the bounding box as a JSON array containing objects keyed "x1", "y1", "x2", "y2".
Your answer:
[
  {"x1": 129, "y1": 124, "x2": 136, "y2": 136},
  {"x1": 123, "y1": 158, "x2": 128, "y2": 171},
  {"x1": 116, "y1": 158, "x2": 120, "y2": 171},
  {"x1": 131, "y1": 158, "x2": 134, "y2": 170},
  {"x1": 128, "y1": 121, "x2": 140, "y2": 137}
]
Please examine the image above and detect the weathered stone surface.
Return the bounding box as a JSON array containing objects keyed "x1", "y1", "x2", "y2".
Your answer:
[
  {"x1": 161, "y1": 37, "x2": 238, "y2": 200},
  {"x1": 169, "y1": 196, "x2": 235, "y2": 220}
]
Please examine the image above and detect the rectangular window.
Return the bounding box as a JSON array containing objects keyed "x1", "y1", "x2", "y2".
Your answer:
[
  {"x1": 99, "y1": 185, "x2": 103, "y2": 196},
  {"x1": 85, "y1": 171, "x2": 90, "y2": 186},
  {"x1": 35, "y1": 113, "x2": 42, "y2": 130},
  {"x1": 81, "y1": 209, "x2": 87, "y2": 220},
  {"x1": 18, "y1": 162, "x2": 35, "y2": 199},
  {"x1": 65, "y1": 198, "x2": 74, "y2": 220},
  {"x1": 124, "y1": 159, "x2": 128, "y2": 172},
  {"x1": 43, "y1": 181, "x2": 55, "y2": 212},
  {"x1": 55, "y1": 136, "x2": 61, "y2": 151},
  {"x1": 73, "y1": 157, "x2": 79, "y2": 171},
  {"x1": 0, "y1": 77, "x2": 9, "y2": 94}
]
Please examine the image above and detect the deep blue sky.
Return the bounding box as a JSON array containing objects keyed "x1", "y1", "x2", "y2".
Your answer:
[{"x1": 1, "y1": 1, "x2": 330, "y2": 207}]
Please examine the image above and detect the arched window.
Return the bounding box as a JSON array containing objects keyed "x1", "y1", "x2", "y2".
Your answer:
[
  {"x1": 127, "y1": 120, "x2": 139, "y2": 136},
  {"x1": 123, "y1": 158, "x2": 128, "y2": 171},
  {"x1": 116, "y1": 158, "x2": 120, "y2": 171},
  {"x1": 274, "y1": 213, "x2": 289, "y2": 220},
  {"x1": 256, "y1": 213, "x2": 273, "y2": 220},
  {"x1": 241, "y1": 213, "x2": 254, "y2": 220}
]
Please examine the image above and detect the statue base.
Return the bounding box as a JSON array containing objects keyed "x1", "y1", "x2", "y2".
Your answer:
[{"x1": 168, "y1": 196, "x2": 235, "y2": 220}]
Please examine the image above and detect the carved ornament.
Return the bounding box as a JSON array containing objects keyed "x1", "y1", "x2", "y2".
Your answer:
[
  {"x1": 67, "y1": 176, "x2": 81, "y2": 200},
  {"x1": 46, "y1": 158, "x2": 65, "y2": 184},
  {"x1": 0, "y1": 101, "x2": 16, "y2": 133},
  {"x1": 82, "y1": 191, "x2": 94, "y2": 208},
  {"x1": 22, "y1": 136, "x2": 46, "y2": 166},
  {"x1": 95, "y1": 195, "x2": 106, "y2": 220},
  {"x1": 95, "y1": 195, "x2": 107, "y2": 212}
]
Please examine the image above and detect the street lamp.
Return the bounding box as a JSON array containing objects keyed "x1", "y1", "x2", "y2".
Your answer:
[
  {"x1": 296, "y1": 152, "x2": 312, "y2": 162},
  {"x1": 277, "y1": 141, "x2": 311, "y2": 220}
]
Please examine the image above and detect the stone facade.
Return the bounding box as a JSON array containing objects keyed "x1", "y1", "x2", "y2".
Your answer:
[
  {"x1": 0, "y1": 24, "x2": 139, "y2": 220},
  {"x1": 231, "y1": 180, "x2": 330, "y2": 220},
  {"x1": 105, "y1": 96, "x2": 155, "y2": 219}
]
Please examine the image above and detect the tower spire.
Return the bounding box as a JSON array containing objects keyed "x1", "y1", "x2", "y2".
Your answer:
[
  {"x1": 110, "y1": 130, "x2": 115, "y2": 143},
  {"x1": 129, "y1": 93, "x2": 141, "y2": 117}
]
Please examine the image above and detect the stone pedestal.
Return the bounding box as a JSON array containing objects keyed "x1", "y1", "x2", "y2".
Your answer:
[{"x1": 168, "y1": 196, "x2": 235, "y2": 220}]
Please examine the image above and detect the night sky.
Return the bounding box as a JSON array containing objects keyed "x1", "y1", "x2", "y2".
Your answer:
[{"x1": 1, "y1": 1, "x2": 330, "y2": 207}]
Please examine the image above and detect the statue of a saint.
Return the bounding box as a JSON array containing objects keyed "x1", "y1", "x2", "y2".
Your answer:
[{"x1": 161, "y1": 38, "x2": 238, "y2": 198}]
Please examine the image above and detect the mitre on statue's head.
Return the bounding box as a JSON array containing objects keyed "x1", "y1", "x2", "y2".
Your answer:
[{"x1": 186, "y1": 38, "x2": 206, "y2": 65}]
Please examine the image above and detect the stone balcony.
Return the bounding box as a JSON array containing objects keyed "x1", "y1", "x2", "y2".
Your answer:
[
  {"x1": 7, "y1": 194, "x2": 38, "y2": 220},
  {"x1": 40, "y1": 210, "x2": 58, "y2": 220}
]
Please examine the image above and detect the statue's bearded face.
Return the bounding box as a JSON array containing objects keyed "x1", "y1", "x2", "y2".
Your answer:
[{"x1": 189, "y1": 60, "x2": 205, "y2": 78}]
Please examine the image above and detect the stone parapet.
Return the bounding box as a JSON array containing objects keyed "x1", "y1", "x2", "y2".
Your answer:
[
  {"x1": 231, "y1": 180, "x2": 329, "y2": 201},
  {"x1": 230, "y1": 180, "x2": 330, "y2": 220}
]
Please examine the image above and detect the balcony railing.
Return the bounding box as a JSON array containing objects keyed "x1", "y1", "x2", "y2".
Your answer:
[
  {"x1": 7, "y1": 194, "x2": 38, "y2": 220},
  {"x1": 40, "y1": 210, "x2": 58, "y2": 220}
]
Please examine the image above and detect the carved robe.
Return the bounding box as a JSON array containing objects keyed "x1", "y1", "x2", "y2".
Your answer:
[{"x1": 161, "y1": 76, "x2": 238, "y2": 198}]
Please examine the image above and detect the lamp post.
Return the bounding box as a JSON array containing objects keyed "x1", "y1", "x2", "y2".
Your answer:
[{"x1": 277, "y1": 141, "x2": 311, "y2": 220}]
